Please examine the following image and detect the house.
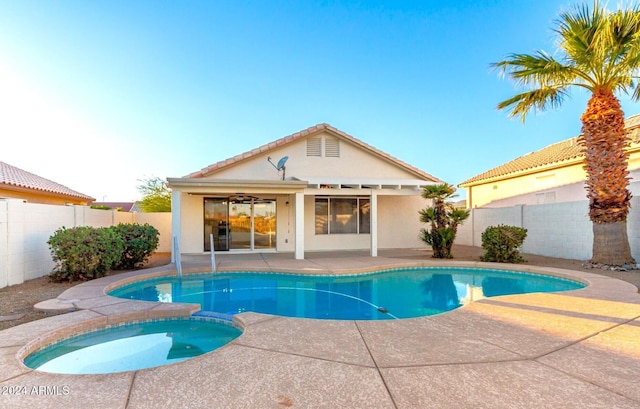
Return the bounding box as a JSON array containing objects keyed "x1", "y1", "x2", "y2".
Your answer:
[
  {"x1": 0, "y1": 161, "x2": 94, "y2": 205},
  {"x1": 458, "y1": 114, "x2": 640, "y2": 208},
  {"x1": 167, "y1": 123, "x2": 442, "y2": 259}
]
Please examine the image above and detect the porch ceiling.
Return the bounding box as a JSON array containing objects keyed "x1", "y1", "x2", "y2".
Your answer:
[
  {"x1": 167, "y1": 177, "x2": 308, "y2": 195},
  {"x1": 167, "y1": 176, "x2": 435, "y2": 195}
]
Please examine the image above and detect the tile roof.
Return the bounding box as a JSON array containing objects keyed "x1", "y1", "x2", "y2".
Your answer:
[
  {"x1": 459, "y1": 114, "x2": 640, "y2": 186},
  {"x1": 0, "y1": 161, "x2": 95, "y2": 201},
  {"x1": 187, "y1": 123, "x2": 441, "y2": 182}
]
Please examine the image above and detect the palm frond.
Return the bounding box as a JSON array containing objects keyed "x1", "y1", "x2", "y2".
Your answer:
[
  {"x1": 495, "y1": 1, "x2": 640, "y2": 120},
  {"x1": 497, "y1": 86, "x2": 570, "y2": 122},
  {"x1": 554, "y1": 1, "x2": 605, "y2": 61}
]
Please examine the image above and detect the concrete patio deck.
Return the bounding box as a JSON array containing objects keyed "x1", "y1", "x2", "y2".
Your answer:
[{"x1": 1, "y1": 250, "x2": 640, "y2": 408}]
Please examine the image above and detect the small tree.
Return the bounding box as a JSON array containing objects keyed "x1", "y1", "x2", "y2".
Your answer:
[
  {"x1": 419, "y1": 183, "x2": 470, "y2": 258},
  {"x1": 111, "y1": 223, "x2": 160, "y2": 270},
  {"x1": 138, "y1": 176, "x2": 171, "y2": 212}
]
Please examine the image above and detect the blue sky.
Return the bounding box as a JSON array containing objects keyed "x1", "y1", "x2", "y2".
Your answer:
[{"x1": 1, "y1": 0, "x2": 638, "y2": 201}]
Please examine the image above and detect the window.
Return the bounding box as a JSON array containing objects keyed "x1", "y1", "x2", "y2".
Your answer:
[
  {"x1": 315, "y1": 197, "x2": 370, "y2": 234},
  {"x1": 535, "y1": 191, "x2": 556, "y2": 204}
]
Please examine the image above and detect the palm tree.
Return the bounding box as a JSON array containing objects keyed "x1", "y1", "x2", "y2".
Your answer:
[
  {"x1": 493, "y1": 1, "x2": 640, "y2": 266},
  {"x1": 419, "y1": 183, "x2": 470, "y2": 258}
]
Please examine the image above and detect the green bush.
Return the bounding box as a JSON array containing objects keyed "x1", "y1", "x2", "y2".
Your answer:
[
  {"x1": 480, "y1": 224, "x2": 528, "y2": 263},
  {"x1": 111, "y1": 223, "x2": 160, "y2": 270},
  {"x1": 90, "y1": 205, "x2": 112, "y2": 210},
  {"x1": 47, "y1": 226, "x2": 124, "y2": 282}
]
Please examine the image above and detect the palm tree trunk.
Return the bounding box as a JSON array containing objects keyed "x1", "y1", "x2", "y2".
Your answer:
[
  {"x1": 581, "y1": 90, "x2": 636, "y2": 266},
  {"x1": 591, "y1": 222, "x2": 635, "y2": 266}
]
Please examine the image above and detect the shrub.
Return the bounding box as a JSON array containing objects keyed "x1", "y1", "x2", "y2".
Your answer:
[
  {"x1": 90, "y1": 205, "x2": 112, "y2": 210},
  {"x1": 111, "y1": 223, "x2": 160, "y2": 270},
  {"x1": 47, "y1": 226, "x2": 124, "y2": 282},
  {"x1": 480, "y1": 224, "x2": 528, "y2": 263}
]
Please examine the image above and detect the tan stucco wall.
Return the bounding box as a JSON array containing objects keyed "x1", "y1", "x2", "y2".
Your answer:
[
  {"x1": 465, "y1": 164, "x2": 587, "y2": 208},
  {"x1": 207, "y1": 131, "x2": 420, "y2": 181},
  {"x1": 377, "y1": 195, "x2": 425, "y2": 249},
  {"x1": 178, "y1": 191, "x2": 427, "y2": 254},
  {"x1": 465, "y1": 150, "x2": 640, "y2": 208},
  {"x1": 0, "y1": 187, "x2": 90, "y2": 205},
  {"x1": 275, "y1": 195, "x2": 295, "y2": 252},
  {"x1": 180, "y1": 193, "x2": 205, "y2": 253}
]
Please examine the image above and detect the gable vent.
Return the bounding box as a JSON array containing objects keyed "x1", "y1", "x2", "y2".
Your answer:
[
  {"x1": 325, "y1": 137, "x2": 340, "y2": 157},
  {"x1": 307, "y1": 137, "x2": 321, "y2": 156}
]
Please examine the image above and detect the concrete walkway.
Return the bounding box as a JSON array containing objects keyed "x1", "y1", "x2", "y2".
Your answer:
[{"x1": 1, "y1": 250, "x2": 640, "y2": 408}]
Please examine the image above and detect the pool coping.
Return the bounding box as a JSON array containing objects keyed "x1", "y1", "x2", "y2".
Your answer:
[{"x1": 2, "y1": 252, "x2": 640, "y2": 408}]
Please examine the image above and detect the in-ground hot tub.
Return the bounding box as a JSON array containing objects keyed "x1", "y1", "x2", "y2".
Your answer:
[{"x1": 23, "y1": 317, "x2": 241, "y2": 374}]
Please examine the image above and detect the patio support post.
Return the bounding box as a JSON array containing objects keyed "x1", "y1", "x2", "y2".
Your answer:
[
  {"x1": 294, "y1": 192, "x2": 304, "y2": 260},
  {"x1": 171, "y1": 190, "x2": 181, "y2": 263},
  {"x1": 370, "y1": 190, "x2": 378, "y2": 257}
]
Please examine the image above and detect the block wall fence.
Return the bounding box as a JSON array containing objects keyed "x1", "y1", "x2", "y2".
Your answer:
[
  {"x1": 2, "y1": 197, "x2": 638, "y2": 289},
  {"x1": 456, "y1": 196, "x2": 640, "y2": 262},
  {"x1": 0, "y1": 199, "x2": 171, "y2": 289}
]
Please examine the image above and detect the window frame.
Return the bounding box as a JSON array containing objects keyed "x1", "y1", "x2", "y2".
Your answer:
[{"x1": 314, "y1": 196, "x2": 370, "y2": 235}]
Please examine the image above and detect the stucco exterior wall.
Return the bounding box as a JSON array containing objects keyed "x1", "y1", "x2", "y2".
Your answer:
[
  {"x1": 179, "y1": 193, "x2": 204, "y2": 253},
  {"x1": 475, "y1": 169, "x2": 640, "y2": 209},
  {"x1": 466, "y1": 164, "x2": 587, "y2": 208},
  {"x1": 377, "y1": 195, "x2": 425, "y2": 249},
  {"x1": 208, "y1": 131, "x2": 420, "y2": 181},
  {"x1": 465, "y1": 150, "x2": 640, "y2": 209},
  {"x1": 0, "y1": 187, "x2": 91, "y2": 206},
  {"x1": 275, "y1": 195, "x2": 295, "y2": 252}
]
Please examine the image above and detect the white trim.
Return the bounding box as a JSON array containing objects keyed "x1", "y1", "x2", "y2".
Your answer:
[
  {"x1": 294, "y1": 192, "x2": 304, "y2": 259},
  {"x1": 370, "y1": 190, "x2": 378, "y2": 257},
  {"x1": 300, "y1": 177, "x2": 433, "y2": 190},
  {"x1": 170, "y1": 190, "x2": 181, "y2": 263}
]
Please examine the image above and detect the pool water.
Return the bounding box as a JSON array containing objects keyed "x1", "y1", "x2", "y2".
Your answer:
[
  {"x1": 24, "y1": 318, "x2": 241, "y2": 374},
  {"x1": 110, "y1": 267, "x2": 584, "y2": 320}
]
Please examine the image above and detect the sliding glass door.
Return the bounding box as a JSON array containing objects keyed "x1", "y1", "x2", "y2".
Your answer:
[
  {"x1": 204, "y1": 199, "x2": 229, "y2": 251},
  {"x1": 253, "y1": 200, "x2": 276, "y2": 249},
  {"x1": 204, "y1": 198, "x2": 276, "y2": 251}
]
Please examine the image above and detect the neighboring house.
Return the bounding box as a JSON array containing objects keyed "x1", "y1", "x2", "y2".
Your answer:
[
  {"x1": 458, "y1": 114, "x2": 640, "y2": 208},
  {"x1": 0, "y1": 161, "x2": 94, "y2": 205},
  {"x1": 168, "y1": 123, "x2": 442, "y2": 259},
  {"x1": 89, "y1": 201, "x2": 142, "y2": 212}
]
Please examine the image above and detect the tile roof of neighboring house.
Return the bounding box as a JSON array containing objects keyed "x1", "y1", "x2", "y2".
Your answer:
[
  {"x1": 0, "y1": 161, "x2": 95, "y2": 201},
  {"x1": 187, "y1": 123, "x2": 442, "y2": 182},
  {"x1": 90, "y1": 202, "x2": 139, "y2": 212},
  {"x1": 459, "y1": 114, "x2": 640, "y2": 186}
]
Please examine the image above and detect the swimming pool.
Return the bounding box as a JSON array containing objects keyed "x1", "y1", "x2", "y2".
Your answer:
[
  {"x1": 110, "y1": 267, "x2": 585, "y2": 320},
  {"x1": 24, "y1": 318, "x2": 241, "y2": 374}
]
